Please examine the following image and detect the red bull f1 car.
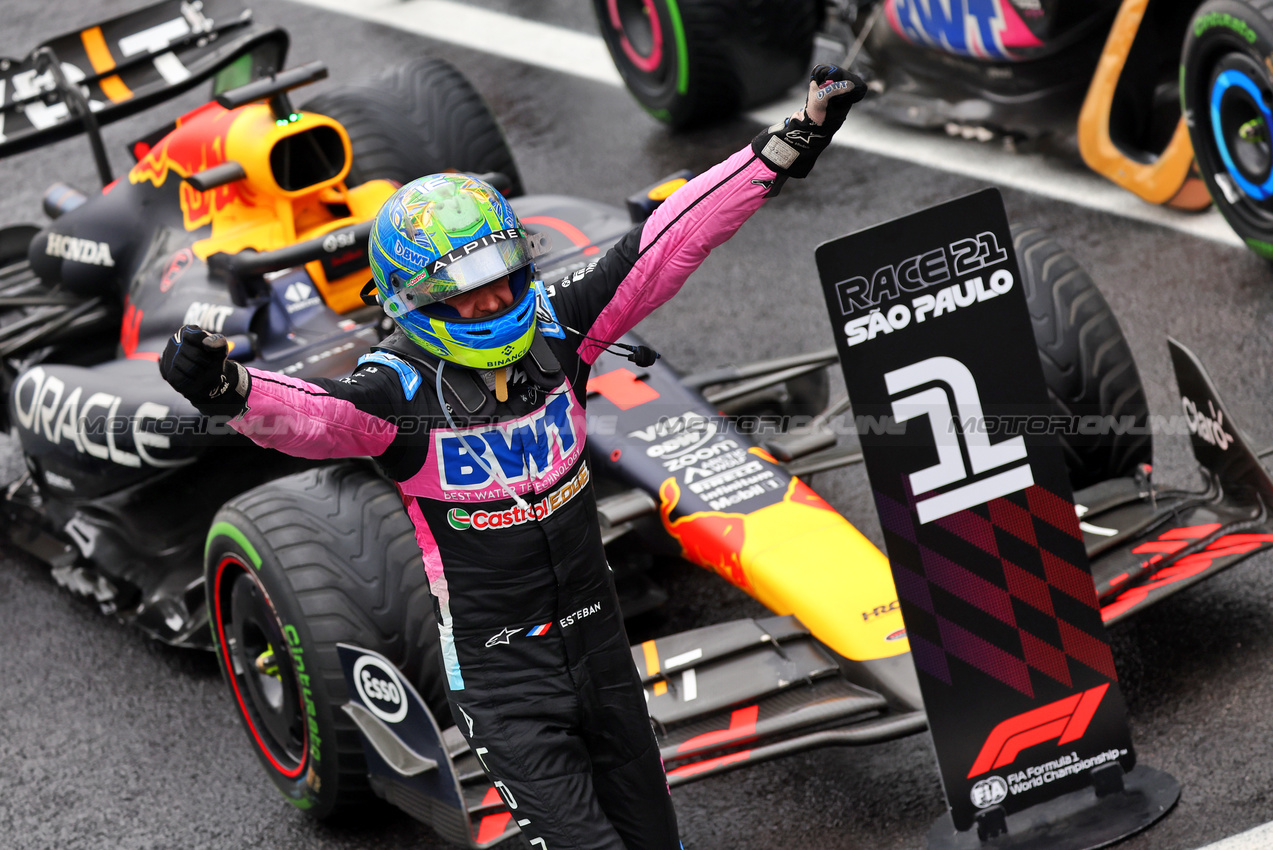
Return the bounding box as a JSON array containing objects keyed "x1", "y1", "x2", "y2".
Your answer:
[
  {"x1": 594, "y1": 0, "x2": 1273, "y2": 261},
  {"x1": 5, "y1": 2, "x2": 1273, "y2": 848}
]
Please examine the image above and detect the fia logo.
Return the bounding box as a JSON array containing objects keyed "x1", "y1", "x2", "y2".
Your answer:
[
  {"x1": 971, "y1": 776, "x2": 1008, "y2": 808},
  {"x1": 886, "y1": 356, "x2": 1033, "y2": 524},
  {"x1": 322, "y1": 229, "x2": 357, "y2": 252}
]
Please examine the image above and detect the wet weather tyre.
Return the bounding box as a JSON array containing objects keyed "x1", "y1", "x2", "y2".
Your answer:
[
  {"x1": 593, "y1": 0, "x2": 820, "y2": 128},
  {"x1": 1182, "y1": 0, "x2": 1273, "y2": 258},
  {"x1": 302, "y1": 57, "x2": 523, "y2": 195},
  {"x1": 204, "y1": 464, "x2": 447, "y2": 820},
  {"x1": 1015, "y1": 227, "x2": 1152, "y2": 489}
]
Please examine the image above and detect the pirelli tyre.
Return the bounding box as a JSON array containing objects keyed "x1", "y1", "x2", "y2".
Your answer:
[
  {"x1": 302, "y1": 57, "x2": 523, "y2": 196},
  {"x1": 204, "y1": 463, "x2": 446, "y2": 819},
  {"x1": 1015, "y1": 227, "x2": 1152, "y2": 489},
  {"x1": 593, "y1": 0, "x2": 821, "y2": 128},
  {"x1": 1183, "y1": 0, "x2": 1273, "y2": 259}
]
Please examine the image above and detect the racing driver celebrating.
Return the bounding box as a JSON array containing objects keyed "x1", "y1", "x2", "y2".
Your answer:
[{"x1": 162, "y1": 66, "x2": 864, "y2": 850}]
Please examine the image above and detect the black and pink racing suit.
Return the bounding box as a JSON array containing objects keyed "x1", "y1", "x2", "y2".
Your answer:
[{"x1": 228, "y1": 144, "x2": 778, "y2": 850}]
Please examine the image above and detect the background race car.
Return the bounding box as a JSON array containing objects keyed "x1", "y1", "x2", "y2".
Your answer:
[{"x1": 594, "y1": 0, "x2": 1273, "y2": 261}]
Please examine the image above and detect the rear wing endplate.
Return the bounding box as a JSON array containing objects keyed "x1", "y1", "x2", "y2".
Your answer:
[{"x1": 0, "y1": 0, "x2": 287, "y2": 160}]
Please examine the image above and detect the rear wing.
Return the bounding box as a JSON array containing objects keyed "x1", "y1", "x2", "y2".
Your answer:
[{"x1": 0, "y1": 0, "x2": 287, "y2": 160}]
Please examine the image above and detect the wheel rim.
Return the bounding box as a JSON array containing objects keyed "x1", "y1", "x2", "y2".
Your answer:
[
  {"x1": 1209, "y1": 56, "x2": 1273, "y2": 202},
  {"x1": 213, "y1": 556, "x2": 308, "y2": 778},
  {"x1": 607, "y1": 0, "x2": 665, "y2": 74}
]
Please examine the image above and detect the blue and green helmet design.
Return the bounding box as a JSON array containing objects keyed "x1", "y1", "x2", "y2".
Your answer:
[{"x1": 368, "y1": 173, "x2": 547, "y2": 369}]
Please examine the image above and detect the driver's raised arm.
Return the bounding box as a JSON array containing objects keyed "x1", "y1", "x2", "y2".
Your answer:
[{"x1": 553, "y1": 64, "x2": 864, "y2": 363}]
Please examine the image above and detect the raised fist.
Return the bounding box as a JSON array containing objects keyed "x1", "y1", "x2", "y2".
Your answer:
[
  {"x1": 802, "y1": 64, "x2": 866, "y2": 130},
  {"x1": 751, "y1": 64, "x2": 866, "y2": 181},
  {"x1": 160, "y1": 325, "x2": 250, "y2": 417}
]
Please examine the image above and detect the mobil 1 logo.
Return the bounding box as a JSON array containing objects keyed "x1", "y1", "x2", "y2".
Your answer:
[{"x1": 815, "y1": 189, "x2": 1135, "y2": 833}]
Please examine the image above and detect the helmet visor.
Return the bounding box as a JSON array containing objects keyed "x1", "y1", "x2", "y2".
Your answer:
[{"x1": 380, "y1": 231, "x2": 549, "y2": 317}]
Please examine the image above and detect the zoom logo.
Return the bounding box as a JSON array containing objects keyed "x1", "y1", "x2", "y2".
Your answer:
[
  {"x1": 352, "y1": 655, "x2": 408, "y2": 724},
  {"x1": 886, "y1": 356, "x2": 1033, "y2": 524}
]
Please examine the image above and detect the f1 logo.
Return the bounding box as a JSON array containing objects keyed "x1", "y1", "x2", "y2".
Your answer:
[
  {"x1": 967, "y1": 684, "x2": 1109, "y2": 778},
  {"x1": 885, "y1": 356, "x2": 1034, "y2": 523}
]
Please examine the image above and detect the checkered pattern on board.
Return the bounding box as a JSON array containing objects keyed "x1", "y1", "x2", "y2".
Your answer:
[{"x1": 876, "y1": 482, "x2": 1117, "y2": 698}]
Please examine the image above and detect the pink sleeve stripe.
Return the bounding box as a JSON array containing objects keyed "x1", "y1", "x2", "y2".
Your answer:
[
  {"x1": 405, "y1": 496, "x2": 448, "y2": 602},
  {"x1": 580, "y1": 145, "x2": 776, "y2": 363},
  {"x1": 229, "y1": 368, "x2": 397, "y2": 459}
]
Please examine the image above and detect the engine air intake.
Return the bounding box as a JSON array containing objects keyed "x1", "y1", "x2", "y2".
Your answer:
[{"x1": 269, "y1": 125, "x2": 345, "y2": 191}]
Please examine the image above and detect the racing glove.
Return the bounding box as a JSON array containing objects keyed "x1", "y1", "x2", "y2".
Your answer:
[
  {"x1": 160, "y1": 325, "x2": 250, "y2": 417},
  {"x1": 751, "y1": 64, "x2": 866, "y2": 180}
]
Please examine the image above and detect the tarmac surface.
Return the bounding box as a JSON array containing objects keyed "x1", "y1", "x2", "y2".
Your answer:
[{"x1": 5, "y1": 2, "x2": 1273, "y2": 849}]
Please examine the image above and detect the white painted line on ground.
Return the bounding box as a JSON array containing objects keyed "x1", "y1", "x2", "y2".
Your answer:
[
  {"x1": 751, "y1": 96, "x2": 1244, "y2": 248},
  {"x1": 289, "y1": 0, "x2": 623, "y2": 85},
  {"x1": 284, "y1": 0, "x2": 1244, "y2": 249},
  {"x1": 1198, "y1": 821, "x2": 1273, "y2": 850}
]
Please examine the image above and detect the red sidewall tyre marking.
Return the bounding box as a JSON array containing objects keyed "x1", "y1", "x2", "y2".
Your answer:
[
  {"x1": 213, "y1": 554, "x2": 308, "y2": 779},
  {"x1": 608, "y1": 0, "x2": 664, "y2": 72}
]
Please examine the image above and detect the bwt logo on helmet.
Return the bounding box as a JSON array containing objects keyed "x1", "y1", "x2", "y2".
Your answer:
[
  {"x1": 393, "y1": 240, "x2": 431, "y2": 267},
  {"x1": 352, "y1": 655, "x2": 408, "y2": 724},
  {"x1": 438, "y1": 392, "x2": 579, "y2": 489}
]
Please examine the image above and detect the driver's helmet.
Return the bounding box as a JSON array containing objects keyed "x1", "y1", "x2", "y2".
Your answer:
[{"x1": 368, "y1": 173, "x2": 547, "y2": 369}]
